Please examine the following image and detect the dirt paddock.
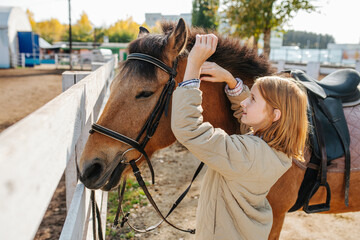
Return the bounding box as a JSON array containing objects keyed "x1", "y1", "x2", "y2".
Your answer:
[{"x1": 1, "y1": 66, "x2": 359, "y2": 239}]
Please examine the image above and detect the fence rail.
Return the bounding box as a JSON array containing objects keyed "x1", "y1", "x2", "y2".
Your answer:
[
  {"x1": 273, "y1": 60, "x2": 360, "y2": 79},
  {"x1": 0, "y1": 57, "x2": 116, "y2": 239},
  {"x1": 269, "y1": 48, "x2": 360, "y2": 66},
  {"x1": 15, "y1": 53, "x2": 97, "y2": 69}
]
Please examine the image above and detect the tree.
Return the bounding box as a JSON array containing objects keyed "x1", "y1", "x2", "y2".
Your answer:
[
  {"x1": 283, "y1": 30, "x2": 335, "y2": 49},
  {"x1": 36, "y1": 19, "x2": 65, "y2": 43},
  {"x1": 71, "y1": 12, "x2": 93, "y2": 42},
  {"x1": 192, "y1": 0, "x2": 219, "y2": 30},
  {"x1": 26, "y1": 9, "x2": 65, "y2": 43},
  {"x1": 106, "y1": 17, "x2": 140, "y2": 42},
  {"x1": 223, "y1": 0, "x2": 317, "y2": 57},
  {"x1": 26, "y1": 9, "x2": 37, "y2": 31}
]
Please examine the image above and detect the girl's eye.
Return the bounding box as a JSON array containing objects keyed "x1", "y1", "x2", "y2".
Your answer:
[{"x1": 136, "y1": 91, "x2": 154, "y2": 99}]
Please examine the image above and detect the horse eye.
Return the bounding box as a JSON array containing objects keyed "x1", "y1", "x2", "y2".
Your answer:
[{"x1": 136, "y1": 91, "x2": 154, "y2": 99}]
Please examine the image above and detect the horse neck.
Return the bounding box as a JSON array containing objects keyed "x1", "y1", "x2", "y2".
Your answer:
[{"x1": 175, "y1": 59, "x2": 239, "y2": 135}]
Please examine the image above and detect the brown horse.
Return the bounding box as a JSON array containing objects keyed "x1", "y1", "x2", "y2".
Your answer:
[{"x1": 79, "y1": 19, "x2": 360, "y2": 239}]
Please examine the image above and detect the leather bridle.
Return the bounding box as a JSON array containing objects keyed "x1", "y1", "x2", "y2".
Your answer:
[
  {"x1": 88, "y1": 53, "x2": 203, "y2": 236},
  {"x1": 90, "y1": 53, "x2": 178, "y2": 185}
]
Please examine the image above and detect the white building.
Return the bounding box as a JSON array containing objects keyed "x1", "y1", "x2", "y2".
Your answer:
[
  {"x1": 145, "y1": 13, "x2": 192, "y2": 27},
  {"x1": 0, "y1": 6, "x2": 31, "y2": 68}
]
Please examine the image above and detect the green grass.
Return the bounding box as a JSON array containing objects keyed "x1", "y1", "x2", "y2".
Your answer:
[{"x1": 106, "y1": 177, "x2": 149, "y2": 239}]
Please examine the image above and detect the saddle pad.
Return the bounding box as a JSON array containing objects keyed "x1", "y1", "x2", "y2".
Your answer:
[{"x1": 294, "y1": 103, "x2": 360, "y2": 172}]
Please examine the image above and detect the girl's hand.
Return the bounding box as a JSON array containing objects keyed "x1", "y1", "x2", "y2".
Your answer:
[
  {"x1": 188, "y1": 34, "x2": 218, "y2": 67},
  {"x1": 200, "y1": 62, "x2": 238, "y2": 89},
  {"x1": 183, "y1": 34, "x2": 218, "y2": 81}
]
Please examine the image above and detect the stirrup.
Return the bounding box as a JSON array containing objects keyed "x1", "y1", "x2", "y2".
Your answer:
[{"x1": 303, "y1": 181, "x2": 331, "y2": 213}]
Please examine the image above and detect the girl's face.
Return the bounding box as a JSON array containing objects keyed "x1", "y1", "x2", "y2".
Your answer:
[{"x1": 240, "y1": 84, "x2": 271, "y2": 132}]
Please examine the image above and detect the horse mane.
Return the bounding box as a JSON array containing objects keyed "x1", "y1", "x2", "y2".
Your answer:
[
  {"x1": 162, "y1": 21, "x2": 275, "y2": 86},
  {"x1": 122, "y1": 21, "x2": 274, "y2": 85}
]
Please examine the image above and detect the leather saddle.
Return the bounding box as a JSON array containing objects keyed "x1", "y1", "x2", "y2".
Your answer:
[
  {"x1": 287, "y1": 69, "x2": 360, "y2": 213},
  {"x1": 292, "y1": 69, "x2": 360, "y2": 102}
]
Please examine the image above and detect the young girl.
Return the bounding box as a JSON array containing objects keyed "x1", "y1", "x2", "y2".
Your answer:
[{"x1": 171, "y1": 34, "x2": 308, "y2": 239}]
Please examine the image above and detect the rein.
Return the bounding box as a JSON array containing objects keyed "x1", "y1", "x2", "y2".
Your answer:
[{"x1": 89, "y1": 53, "x2": 202, "y2": 236}]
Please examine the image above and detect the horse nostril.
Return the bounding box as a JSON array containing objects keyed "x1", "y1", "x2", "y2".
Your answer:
[{"x1": 82, "y1": 161, "x2": 104, "y2": 182}]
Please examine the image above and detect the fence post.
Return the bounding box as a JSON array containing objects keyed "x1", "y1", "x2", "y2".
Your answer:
[
  {"x1": 55, "y1": 54, "x2": 58, "y2": 69},
  {"x1": 306, "y1": 62, "x2": 320, "y2": 79},
  {"x1": 21, "y1": 53, "x2": 25, "y2": 68},
  {"x1": 62, "y1": 71, "x2": 92, "y2": 92},
  {"x1": 277, "y1": 60, "x2": 285, "y2": 72},
  {"x1": 356, "y1": 60, "x2": 360, "y2": 73},
  {"x1": 113, "y1": 54, "x2": 118, "y2": 67},
  {"x1": 62, "y1": 71, "x2": 92, "y2": 211},
  {"x1": 92, "y1": 62, "x2": 105, "y2": 71}
]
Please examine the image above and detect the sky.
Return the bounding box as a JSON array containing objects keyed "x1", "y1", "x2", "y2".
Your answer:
[{"x1": 2, "y1": 0, "x2": 360, "y2": 44}]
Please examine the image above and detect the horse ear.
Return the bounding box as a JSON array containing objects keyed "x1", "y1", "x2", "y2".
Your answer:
[
  {"x1": 138, "y1": 26, "x2": 150, "y2": 38},
  {"x1": 166, "y1": 18, "x2": 188, "y2": 59}
]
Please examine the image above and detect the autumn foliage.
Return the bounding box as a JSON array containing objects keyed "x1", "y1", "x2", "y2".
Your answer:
[{"x1": 26, "y1": 10, "x2": 160, "y2": 43}]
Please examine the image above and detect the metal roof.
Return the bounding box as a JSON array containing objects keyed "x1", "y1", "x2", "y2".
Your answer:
[{"x1": 0, "y1": 6, "x2": 12, "y2": 28}]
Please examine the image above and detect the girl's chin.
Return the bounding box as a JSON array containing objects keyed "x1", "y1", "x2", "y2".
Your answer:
[{"x1": 240, "y1": 116, "x2": 246, "y2": 123}]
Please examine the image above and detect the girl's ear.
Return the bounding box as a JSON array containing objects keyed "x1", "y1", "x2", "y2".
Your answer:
[{"x1": 273, "y1": 109, "x2": 281, "y2": 122}]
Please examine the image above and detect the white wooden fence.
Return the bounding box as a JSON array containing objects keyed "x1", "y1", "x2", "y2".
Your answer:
[
  {"x1": 274, "y1": 60, "x2": 360, "y2": 79},
  {"x1": 0, "y1": 57, "x2": 117, "y2": 239}
]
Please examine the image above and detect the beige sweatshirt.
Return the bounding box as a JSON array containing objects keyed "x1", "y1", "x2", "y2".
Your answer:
[{"x1": 171, "y1": 86, "x2": 292, "y2": 240}]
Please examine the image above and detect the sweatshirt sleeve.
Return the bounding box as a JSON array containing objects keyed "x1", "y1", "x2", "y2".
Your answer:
[
  {"x1": 171, "y1": 87, "x2": 257, "y2": 178},
  {"x1": 226, "y1": 84, "x2": 252, "y2": 134}
]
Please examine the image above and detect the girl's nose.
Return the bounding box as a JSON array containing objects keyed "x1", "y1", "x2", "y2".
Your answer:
[{"x1": 240, "y1": 97, "x2": 249, "y2": 108}]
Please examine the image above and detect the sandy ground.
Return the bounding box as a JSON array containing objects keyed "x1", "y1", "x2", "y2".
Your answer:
[
  {"x1": 0, "y1": 67, "x2": 64, "y2": 132},
  {"x1": 1, "y1": 67, "x2": 359, "y2": 240}
]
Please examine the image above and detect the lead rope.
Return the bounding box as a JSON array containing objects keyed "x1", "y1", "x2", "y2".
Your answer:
[
  {"x1": 91, "y1": 190, "x2": 104, "y2": 240},
  {"x1": 112, "y1": 161, "x2": 204, "y2": 234}
]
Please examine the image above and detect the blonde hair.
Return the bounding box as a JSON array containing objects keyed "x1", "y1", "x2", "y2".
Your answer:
[{"x1": 253, "y1": 76, "x2": 309, "y2": 161}]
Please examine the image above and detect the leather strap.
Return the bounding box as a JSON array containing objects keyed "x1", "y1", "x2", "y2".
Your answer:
[
  {"x1": 318, "y1": 98, "x2": 351, "y2": 206},
  {"x1": 303, "y1": 94, "x2": 331, "y2": 213},
  {"x1": 127, "y1": 53, "x2": 177, "y2": 77},
  {"x1": 89, "y1": 53, "x2": 198, "y2": 234},
  {"x1": 91, "y1": 123, "x2": 155, "y2": 184},
  {"x1": 128, "y1": 160, "x2": 196, "y2": 234},
  {"x1": 113, "y1": 162, "x2": 203, "y2": 234},
  {"x1": 91, "y1": 190, "x2": 104, "y2": 240}
]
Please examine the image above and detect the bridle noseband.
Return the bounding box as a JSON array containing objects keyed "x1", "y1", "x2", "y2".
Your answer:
[{"x1": 88, "y1": 53, "x2": 202, "y2": 235}]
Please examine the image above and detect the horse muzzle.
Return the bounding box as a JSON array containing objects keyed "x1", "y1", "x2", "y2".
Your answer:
[{"x1": 80, "y1": 157, "x2": 126, "y2": 191}]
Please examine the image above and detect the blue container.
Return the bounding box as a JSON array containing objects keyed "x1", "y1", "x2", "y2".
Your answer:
[{"x1": 18, "y1": 32, "x2": 40, "y2": 67}]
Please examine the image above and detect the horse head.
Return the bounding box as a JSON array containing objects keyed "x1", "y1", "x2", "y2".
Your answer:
[
  {"x1": 79, "y1": 18, "x2": 273, "y2": 191},
  {"x1": 79, "y1": 19, "x2": 189, "y2": 190}
]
